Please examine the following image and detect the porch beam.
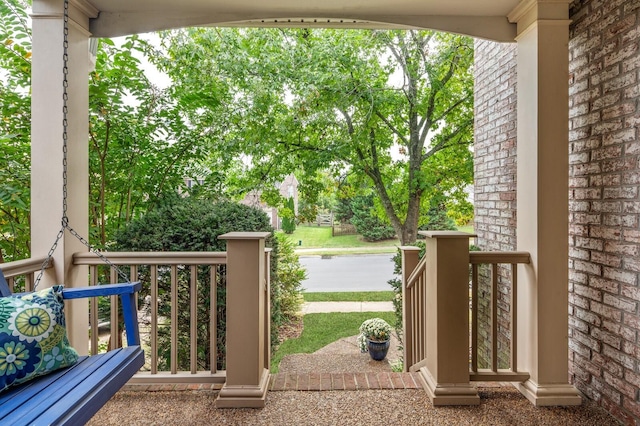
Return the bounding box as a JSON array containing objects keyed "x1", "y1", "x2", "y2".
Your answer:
[
  {"x1": 90, "y1": 12, "x2": 515, "y2": 42},
  {"x1": 510, "y1": 0, "x2": 581, "y2": 406}
]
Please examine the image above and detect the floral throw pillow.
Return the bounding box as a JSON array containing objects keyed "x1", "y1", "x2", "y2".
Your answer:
[{"x1": 0, "y1": 285, "x2": 79, "y2": 393}]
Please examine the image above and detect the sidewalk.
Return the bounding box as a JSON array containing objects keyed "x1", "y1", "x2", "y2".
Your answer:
[{"x1": 302, "y1": 301, "x2": 394, "y2": 314}]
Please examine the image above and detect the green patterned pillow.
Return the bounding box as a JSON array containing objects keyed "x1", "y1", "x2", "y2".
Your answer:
[{"x1": 0, "y1": 285, "x2": 79, "y2": 393}]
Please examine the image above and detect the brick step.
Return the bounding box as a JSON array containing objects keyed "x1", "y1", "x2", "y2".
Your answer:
[{"x1": 269, "y1": 372, "x2": 424, "y2": 391}]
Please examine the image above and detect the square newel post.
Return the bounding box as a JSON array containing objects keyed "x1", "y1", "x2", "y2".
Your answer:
[
  {"x1": 400, "y1": 246, "x2": 421, "y2": 371},
  {"x1": 216, "y1": 232, "x2": 271, "y2": 408},
  {"x1": 419, "y1": 231, "x2": 479, "y2": 406}
]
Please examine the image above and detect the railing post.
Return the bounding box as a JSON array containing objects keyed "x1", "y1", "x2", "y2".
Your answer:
[
  {"x1": 419, "y1": 231, "x2": 479, "y2": 406},
  {"x1": 400, "y1": 246, "x2": 421, "y2": 372},
  {"x1": 216, "y1": 232, "x2": 271, "y2": 408},
  {"x1": 264, "y1": 249, "x2": 272, "y2": 371}
]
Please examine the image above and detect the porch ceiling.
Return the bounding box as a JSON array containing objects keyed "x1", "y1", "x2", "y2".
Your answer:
[{"x1": 82, "y1": 0, "x2": 525, "y2": 42}]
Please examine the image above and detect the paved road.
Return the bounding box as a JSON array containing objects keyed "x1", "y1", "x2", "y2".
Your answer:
[{"x1": 299, "y1": 254, "x2": 397, "y2": 292}]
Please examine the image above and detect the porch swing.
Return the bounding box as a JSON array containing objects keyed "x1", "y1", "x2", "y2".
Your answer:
[{"x1": 0, "y1": 0, "x2": 144, "y2": 423}]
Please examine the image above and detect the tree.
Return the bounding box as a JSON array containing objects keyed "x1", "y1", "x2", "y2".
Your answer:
[
  {"x1": 281, "y1": 197, "x2": 296, "y2": 233},
  {"x1": 0, "y1": 0, "x2": 32, "y2": 262},
  {"x1": 89, "y1": 36, "x2": 213, "y2": 247},
  {"x1": 155, "y1": 29, "x2": 474, "y2": 245}
]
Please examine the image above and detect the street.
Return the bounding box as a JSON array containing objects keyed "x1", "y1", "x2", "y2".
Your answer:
[{"x1": 299, "y1": 254, "x2": 397, "y2": 292}]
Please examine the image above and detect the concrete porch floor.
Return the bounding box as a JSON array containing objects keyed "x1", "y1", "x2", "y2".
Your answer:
[
  {"x1": 89, "y1": 384, "x2": 617, "y2": 426},
  {"x1": 89, "y1": 334, "x2": 618, "y2": 425}
]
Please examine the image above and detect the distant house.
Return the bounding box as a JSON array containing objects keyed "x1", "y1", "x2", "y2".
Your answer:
[{"x1": 240, "y1": 174, "x2": 299, "y2": 230}]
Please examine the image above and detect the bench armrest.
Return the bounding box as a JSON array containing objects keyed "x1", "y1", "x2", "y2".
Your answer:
[{"x1": 62, "y1": 282, "x2": 142, "y2": 346}]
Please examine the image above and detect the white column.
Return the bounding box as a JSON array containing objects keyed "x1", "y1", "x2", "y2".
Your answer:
[
  {"x1": 508, "y1": 0, "x2": 581, "y2": 406},
  {"x1": 31, "y1": 0, "x2": 96, "y2": 351}
]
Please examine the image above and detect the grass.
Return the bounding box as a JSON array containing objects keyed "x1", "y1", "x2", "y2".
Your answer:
[
  {"x1": 282, "y1": 225, "x2": 400, "y2": 254},
  {"x1": 271, "y1": 311, "x2": 396, "y2": 372},
  {"x1": 457, "y1": 224, "x2": 475, "y2": 234},
  {"x1": 283, "y1": 224, "x2": 474, "y2": 255},
  {"x1": 303, "y1": 291, "x2": 395, "y2": 302}
]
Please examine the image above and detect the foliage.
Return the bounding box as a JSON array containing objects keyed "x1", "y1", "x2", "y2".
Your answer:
[
  {"x1": 280, "y1": 197, "x2": 296, "y2": 234},
  {"x1": 114, "y1": 198, "x2": 278, "y2": 371},
  {"x1": 350, "y1": 195, "x2": 396, "y2": 242},
  {"x1": 0, "y1": 0, "x2": 31, "y2": 262},
  {"x1": 419, "y1": 199, "x2": 457, "y2": 231},
  {"x1": 89, "y1": 36, "x2": 213, "y2": 247},
  {"x1": 154, "y1": 28, "x2": 475, "y2": 246},
  {"x1": 357, "y1": 317, "x2": 393, "y2": 352},
  {"x1": 273, "y1": 232, "x2": 305, "y2": 318}
]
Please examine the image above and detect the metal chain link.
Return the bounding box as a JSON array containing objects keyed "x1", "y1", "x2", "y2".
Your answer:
[{"x1": 34, "y1": 0, "x2": 129, "y2": 289}]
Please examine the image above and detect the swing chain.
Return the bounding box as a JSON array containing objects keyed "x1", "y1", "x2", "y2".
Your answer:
[{"x1": 34, "y1": 0, "x2": 130, "y2": 289}]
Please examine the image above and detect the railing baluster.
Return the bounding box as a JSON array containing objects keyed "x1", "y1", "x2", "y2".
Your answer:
[
  {"x1": 210, "y1": 265, "x2": 217, "y2": 374},
  {"x1": 471, "y1": 263, "x2": 478, "y2": 373},
  {"x1": 190, "y1": 265, "x2": 198, "y2": 374},
  {"x1": 491, "y1": 263, "x2": 498, "y2": 373},
  {"x1": 421, "y1": 272, "x2": 426, "y2": 361},
  {"x1": 171, "y1": 265, "x2": 178, "y2": 374},
  {"x1": 264, "y1": 250, "x2": 272, "y2": 370},
  {"x1": 415, "y1": 278, "x2": 419, "y2": 362},
  {"x1": 25, "y1": 275, "x2": 34, "y2": 292},
  {"x1": 110, "y1": 267, "x2": 119, "y2": 351},
  {"x1": 511, "y1": 263, "x2": 518, "y2": 372},
  {"x1": 90, "y1": 265, "x2": 99, "y2": 355},
  {"x1": 151, "y1": 265, "x2": 158, "y2": 374},
  {"x1": 415, "y1": 280, "x2": 420, "y2": 363}
]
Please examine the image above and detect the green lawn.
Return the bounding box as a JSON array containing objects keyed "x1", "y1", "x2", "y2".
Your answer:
[
  {"x1": 457, "y1": 224, "x2": 475, "y2": 234},
  {"x1": 282, "y1": 225, "x2": 400, "y2": 252},
  {"x1": 282, "y1": 224, "x2": 474, "y2": 255},
  {"x1": 271, "y1": 311, "x2": 396, "y2": 372},
  {"x1": 303, "y1": 291, "x2": 395, "y2": 302}
]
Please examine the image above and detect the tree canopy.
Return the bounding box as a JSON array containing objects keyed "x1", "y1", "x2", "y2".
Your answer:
[
  {"x1": 0, "y1": 3, "x2": 475, "y2": 259},
  {"x1": 154, "y1": 28, "x2": 474, "y2": 244},
  {"x1": 0, "y1": 0, "x2": 32, "y2": 262}
]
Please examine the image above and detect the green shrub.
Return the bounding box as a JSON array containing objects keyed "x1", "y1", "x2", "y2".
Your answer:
[
  {"x1": 114, "y1": 197, "x2": 282, "y2": 371},
  {"x1": 350, "y1": 195, "x2": 395, "y2": 241},
  {"x1": 281, "y1": 197, "x2": 296, "y2": 234},
  {"x1": 274, "y1": 232, "x2": 305, "y2": 318}
]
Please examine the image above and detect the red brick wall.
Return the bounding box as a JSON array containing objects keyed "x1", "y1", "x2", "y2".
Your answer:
[
  {"x1": 473, "y1": 40, "x2": 518, "y2": 369},
  {"x1": 568, "y1": 1, "x2": 640, "y2": 423}
]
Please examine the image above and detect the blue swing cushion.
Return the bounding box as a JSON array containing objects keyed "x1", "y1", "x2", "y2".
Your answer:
[{"x1": 0, "y1": 285, "x2": 78, "y2": 393}]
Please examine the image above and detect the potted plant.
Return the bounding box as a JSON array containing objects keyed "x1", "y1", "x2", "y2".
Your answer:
[{"x1": 357, "y1": 317, "x2": 392, "y2": 361}]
